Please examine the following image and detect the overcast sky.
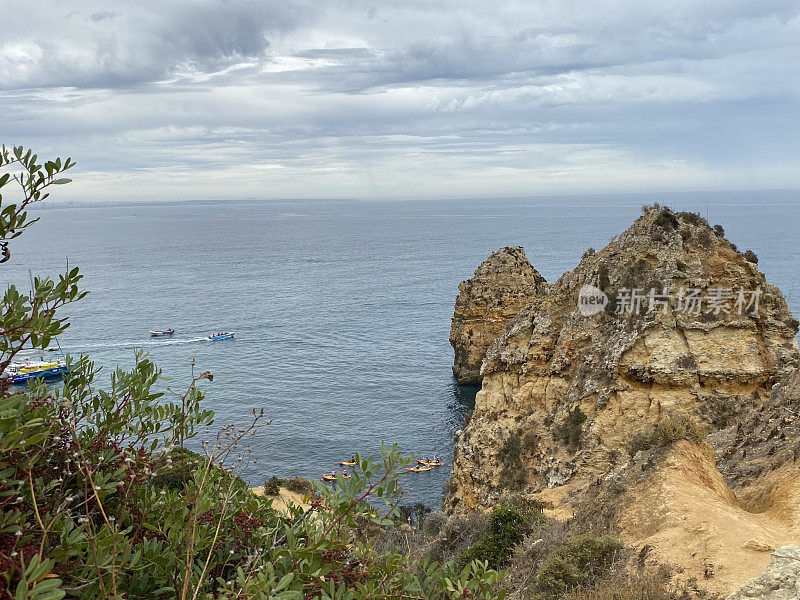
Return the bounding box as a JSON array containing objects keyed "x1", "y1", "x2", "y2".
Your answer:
[{"x1": 2, "y1": 1, "x2": 799, "y2": 201}]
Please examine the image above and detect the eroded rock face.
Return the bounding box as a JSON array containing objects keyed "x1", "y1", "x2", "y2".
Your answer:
[
  {"x1": 727, "y1": 546, "x2": 800, "y2": 600},
  {"x1": 443, "y1": 208, "x2": 800, "y2": 593},
  {"x1": 450, "y1": 247, "x2": 547, "y2": 384}
]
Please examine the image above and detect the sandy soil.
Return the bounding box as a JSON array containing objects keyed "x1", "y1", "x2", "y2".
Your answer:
[
  {"x1": 250, "y1": 486, "x2": 311, "y2": 514},
  {"x1": 618, "y1": 441, "x2": 800, "y2": 596}
]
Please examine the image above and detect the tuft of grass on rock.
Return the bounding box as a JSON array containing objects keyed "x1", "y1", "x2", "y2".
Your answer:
[
  {"x1": 555, "y1": 407, "x2": 587, "y2": 448},
  {"x1": 560, "y1": 569, "x2": 722, "y2": 600},
  {"x1": 628, "y1": 413, "x2": 705, "y2": 456}
]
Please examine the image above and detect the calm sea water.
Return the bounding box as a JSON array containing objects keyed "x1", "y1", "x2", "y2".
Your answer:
[{"x1": 4, "y1": 190, "x2": 800, "y2": 506}]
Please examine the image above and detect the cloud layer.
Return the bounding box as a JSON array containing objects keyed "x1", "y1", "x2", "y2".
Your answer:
[{"x1": 2, "y1": 0, "x2": 799, "y2": 201}]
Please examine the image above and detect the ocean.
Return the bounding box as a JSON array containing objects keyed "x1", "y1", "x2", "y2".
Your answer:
[{"x1": 3, "y1": 190, "x2": 800, "y2": 506}]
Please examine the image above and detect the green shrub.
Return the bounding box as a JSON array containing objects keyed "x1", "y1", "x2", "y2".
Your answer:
[
  {"x1": 149, "y1": 447, "x2": 203, "y2": 490},
  {"x1": 675, "y1": 211, "x2": 708, "y2": 228},
  {"x1": 263, "y1": 475, "x2": 283, "y2": 495},
  {"x1": 398, "y1": 502, "x2": 432, "y2": 524},
  {"x1": 459, "y1": 506, "x2": 531, "y2": 570},
  {"x1": 532, "y1": 535, "x2": 623, "y2": 598},
  {"x1": 555, "y1": 407, "x2": 587, "y2": 447},
  {"x1": 284, "y1": 475, "x2": 314, "y2": 495},
  {"x1": 652, "y1": 208, "x2": 679, "y2": 231},
  {"x1": 501, "y1": 495, "x2": 545, "y2": 522},
  {"x1": 522, "y1": 430, "x2": 539, "y2": 453},
  {"x1": 744, "y1": 249, "x2": 759, "y2": 264},
  {"x1": 498, "y1": 430, "x2": 527, "y2": 490},
  {"x1": 0, "y1": 145, "x2": 507, "y2": 600},
  {"x1": 499, "y1": 468, "x2": 528, "y2": 491},
  {"x1": 697, "y1": 228, "x2": 713, "y2": 248},
  {"x1": 499, "y1": 430, "x2": 522, "y2": 467}
]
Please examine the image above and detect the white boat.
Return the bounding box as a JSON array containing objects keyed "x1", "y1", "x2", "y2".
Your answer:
[{"x1": 150, "y1": 329, "x2": 175, "y2": 337}]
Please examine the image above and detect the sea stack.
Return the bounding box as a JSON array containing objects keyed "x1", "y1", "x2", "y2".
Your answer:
[
  {"x1": 444, "y1": 206, "x2": 800, "y2": 595},
  {"x1": 449, "y1": 246, "x2": 547, "y2": 384}
]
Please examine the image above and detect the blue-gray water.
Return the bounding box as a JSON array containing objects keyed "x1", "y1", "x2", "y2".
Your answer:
[{"x1": 4, "y1": 190, "x2": 800, "y2": 506}]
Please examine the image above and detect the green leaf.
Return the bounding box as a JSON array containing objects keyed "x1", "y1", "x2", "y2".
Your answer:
[
  {"x1": 275, "y1": 573, "x2": 294, "y2": 591},
  {"x1": 51, "y1": 179, "x2": 72, "y2": 185},
  {"x1": 30, "y1": 578, "x2": 63, "y2": 597},
  {"x1": 15, "y1": 579, "x2": 28, "y2": 600},
  {"x1": 34, "y1": 591, "x2": 65, "y2": 600}
]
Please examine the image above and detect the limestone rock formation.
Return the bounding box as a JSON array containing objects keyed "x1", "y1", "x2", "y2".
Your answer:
[
  {"x1": 727, "y1": 546, "x2": 800, "y2": 600},
  {"x1": 444, "y1": 207, "x2": 800, "y2": 594},
  {"x1": 450, "y1": 247, "x2": 547, "y2": 384}
]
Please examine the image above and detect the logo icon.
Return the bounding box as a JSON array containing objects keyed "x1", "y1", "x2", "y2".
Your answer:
[{"x1": 578, "y1": 284, "x2": 608, "y2": 316}]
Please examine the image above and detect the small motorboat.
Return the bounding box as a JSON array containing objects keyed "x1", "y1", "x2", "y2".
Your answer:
[
  {"x1": 208, "y1": 332, "x2": 235, "y2": 341},
  {"x1": 322, "y1": 472, "x2": 352, "y2": 481},
  {"x1": 1, "y1": 359, "x2": 68, "y2": 384},
  {"x1": 150, "y1": 329, "x2": 175, "y2": 337},
  {"x1": 405, "y1": 466, "x2": 433, "y2": 473}
]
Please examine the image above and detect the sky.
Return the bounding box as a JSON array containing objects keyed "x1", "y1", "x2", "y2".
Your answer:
[{"x1": 1, "y1": 0, "x2": 799, "y2": 202}]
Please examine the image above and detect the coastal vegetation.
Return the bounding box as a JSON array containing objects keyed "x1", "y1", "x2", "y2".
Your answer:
[
  {"x1": 553, "y1": 408, "x2": 587, "y2": 449},
  {"x1": 0, "y1": 146, "x2": 504, "y2": 599},
  {"x1": 627, "y1": 413, "x2": 706, "y2": 457},
  {"x1": 0, "y1": 146, "x2": 776, "y2": 599}
]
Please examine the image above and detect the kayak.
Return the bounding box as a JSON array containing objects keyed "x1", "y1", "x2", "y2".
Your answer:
[
  {"x1": 322, "y1": 473, "x2": 352, "y2": 481},
  {"x1": 339, "y1": 461, "x2": 357, "y2": 466},
  {"x1": 417, "y1": 460, "x2": 444, "y2": 467},
  {"x1": 405, "y1": 466, "x2": 433, "y2": 472}
]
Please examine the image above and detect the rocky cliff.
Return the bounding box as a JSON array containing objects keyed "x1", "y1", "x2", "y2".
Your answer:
[
  {"x1": 727, "y1": 546, "x2": 800, "y2": 600},
  {"x1": 444, "y1": 207, "x2": 800, "y2": 594},
  {"x1": 450, "y1": 247, "x2": 547, "y2": 384}
]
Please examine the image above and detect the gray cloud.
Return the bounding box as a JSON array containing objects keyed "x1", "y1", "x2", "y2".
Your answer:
[
  {"x1": 1, "y1": 0, "x2": 318, "y2": 89},
  {"x1": 88, "y1": 10, "x2": 117, "y2": 23},
  {"x1": 0, "y1": 1, "x2": 798, "y2": 201}
]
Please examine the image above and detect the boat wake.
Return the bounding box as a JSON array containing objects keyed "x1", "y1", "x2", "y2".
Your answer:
[{"x1": 61, "y1": 337, "x2": 209, "y2": 352}]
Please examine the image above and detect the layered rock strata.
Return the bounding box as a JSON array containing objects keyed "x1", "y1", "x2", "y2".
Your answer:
[
  {"x1": 450, "y1": 247, "x2": 547, "y2": 384},
  {"x1": 444, "y1": 208, "x2": 800, "y2": 594}
]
